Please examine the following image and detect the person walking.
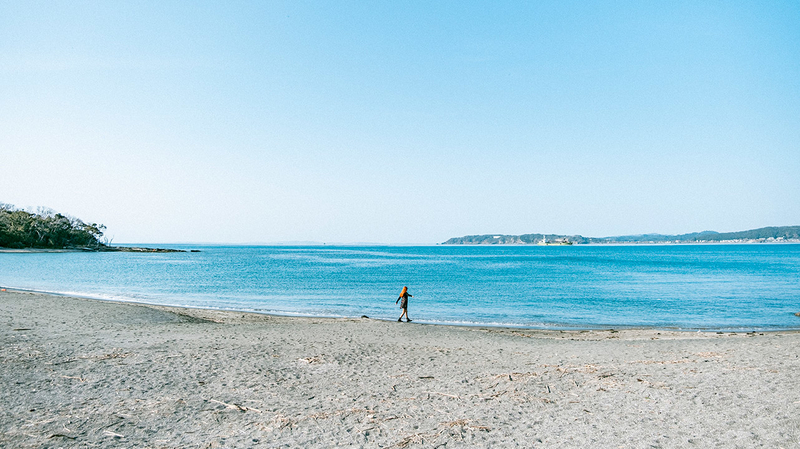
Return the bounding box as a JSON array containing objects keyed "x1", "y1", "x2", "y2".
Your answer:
[{"x1": 396, "y1": 286, "x2": 413, "y2": 322}]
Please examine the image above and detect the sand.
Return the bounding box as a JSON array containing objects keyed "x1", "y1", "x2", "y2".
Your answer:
[{"x1": 2, "y1": 290, "x2": 799, "y2": 448}]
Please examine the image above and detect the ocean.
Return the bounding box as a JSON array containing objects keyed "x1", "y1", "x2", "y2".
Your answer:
[{"x1": 2, "y1": 244, "x2": 799, "y2": 331}]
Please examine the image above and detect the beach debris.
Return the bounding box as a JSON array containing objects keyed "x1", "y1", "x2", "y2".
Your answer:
[
  {"x1": 306, "y1": 408, "x2": 376, "y2": 421},
  {"x1": 391, "y1": 432, "x2": 427, "y2": 448},
  {"x1": 48, "y1": 434, "x2": 76, "y2": 440},
  {"x1": 46, "y1": 351, "x2": 132, "y2": 365},
  {"x1": 390, "y1": 420, "x2": 490, "y2": 448},
  {"x1": 23, "y1": 418, "x2": 59, "y2": 428},
  {"x1": 88, "y1": 351, "x2": 131, "y2": 361},
  {"x1": 103, "y1": 430, "x2": 124, "y2": 438},
  {"x1": 418, "y1": 376, "x2": 434, "y2": 379},
  {"x1": 422, "y1": 390, "x2": 460, "y2": 400},
  {"x1": 441, "y1": 419, "x2": 490, "y2": 431},
  {"x1": 61, "y1": 375, "x2": 86, "y2": 382},
  {"x1": 257, "y1": 408, "x2": 382, "y2": 432},
  {"x1": 208, "y1": 399, "x2": 262, "y2": 413},
  {"x1": 255, "y1": 413, "x2": 296, "y2": 431},
  {"x1": 482, "y1": 371, "x2": 539, "y2": 381},
  {"x1": 361, "y1": 315, "x2": 369, "y2": 318}
]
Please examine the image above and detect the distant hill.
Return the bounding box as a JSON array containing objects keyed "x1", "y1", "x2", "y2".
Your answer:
[
  {"x1": 443, "y1": 226, "x2": 800, "y2": 245},
  {"x1": 443, "y1": 234, "x2": 593, "y2": 245}
]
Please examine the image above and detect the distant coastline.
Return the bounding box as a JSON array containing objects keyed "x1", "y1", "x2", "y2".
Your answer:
[{"x1": 443, "y1": 226, "x2": 800, "y2": 245}]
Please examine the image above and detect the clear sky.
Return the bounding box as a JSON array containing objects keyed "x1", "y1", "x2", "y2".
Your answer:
[{"x1": 2, "y1": 1, "x2": 799, "y2": 244}]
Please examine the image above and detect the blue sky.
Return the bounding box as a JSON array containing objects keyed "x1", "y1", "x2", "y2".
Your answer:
[{"x1": 2, "y1": 1, "x2": 798, "y2": 244}]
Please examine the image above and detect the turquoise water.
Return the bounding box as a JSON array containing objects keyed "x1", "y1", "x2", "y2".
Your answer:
[{"x1": 2, "y1": 244, "x2": 800, "y2": 330}]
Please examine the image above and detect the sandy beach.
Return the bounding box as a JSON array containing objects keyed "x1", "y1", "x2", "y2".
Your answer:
[{"x1": 2, "y1": 290, "x2": 799, "y2": 448}]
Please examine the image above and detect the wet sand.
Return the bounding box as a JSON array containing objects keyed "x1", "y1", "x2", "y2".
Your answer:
[{"x1": 2, "y1": 290, "x2": 799, "y2": 448}]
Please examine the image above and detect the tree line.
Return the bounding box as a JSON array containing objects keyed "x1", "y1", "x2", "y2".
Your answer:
[{"x1": 0, "y1": 204, "x2": 107, "y2": 249}]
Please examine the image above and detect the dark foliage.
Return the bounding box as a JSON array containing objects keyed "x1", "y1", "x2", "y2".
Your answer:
[{"x1": 0, "y1": 204, "x2": 106, "y2": 249}]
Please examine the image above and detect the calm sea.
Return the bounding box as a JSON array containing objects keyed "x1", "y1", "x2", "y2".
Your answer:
[{"x1": 2, "y1": 244, "x2": 799, "y2": 331}]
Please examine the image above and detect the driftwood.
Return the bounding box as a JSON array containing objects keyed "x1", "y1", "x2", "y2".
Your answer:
[
  {"x1": 61, "y1": 375, "x2": 86, "y2": 382},
  {"x1": 422, "y1": 391, "x2": 460, "y2": 400},
  {"x1": 48, "y1": 434, "x2": 76, "y2": 440},
  {"x1": 209, "y1": 399, "x2": 262, "y2": 413}
]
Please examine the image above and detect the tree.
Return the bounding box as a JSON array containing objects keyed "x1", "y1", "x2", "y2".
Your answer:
[{"x1": 0, "y1": 204, "x2": 107, "y2": 249}]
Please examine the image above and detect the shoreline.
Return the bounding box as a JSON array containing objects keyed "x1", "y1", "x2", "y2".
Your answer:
[
  {"x1": 3, "y1": 286, "x2": 798, "y2": 333},
  {"x1": 0, "y1": 246, "x2": 189, "y2": 253},
  {"x1": 3, "y1": 289, "x2": 800, "y2": 447},
  {"x1": 4, "y1": 241, "x2": 800, "y2": 252}
]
